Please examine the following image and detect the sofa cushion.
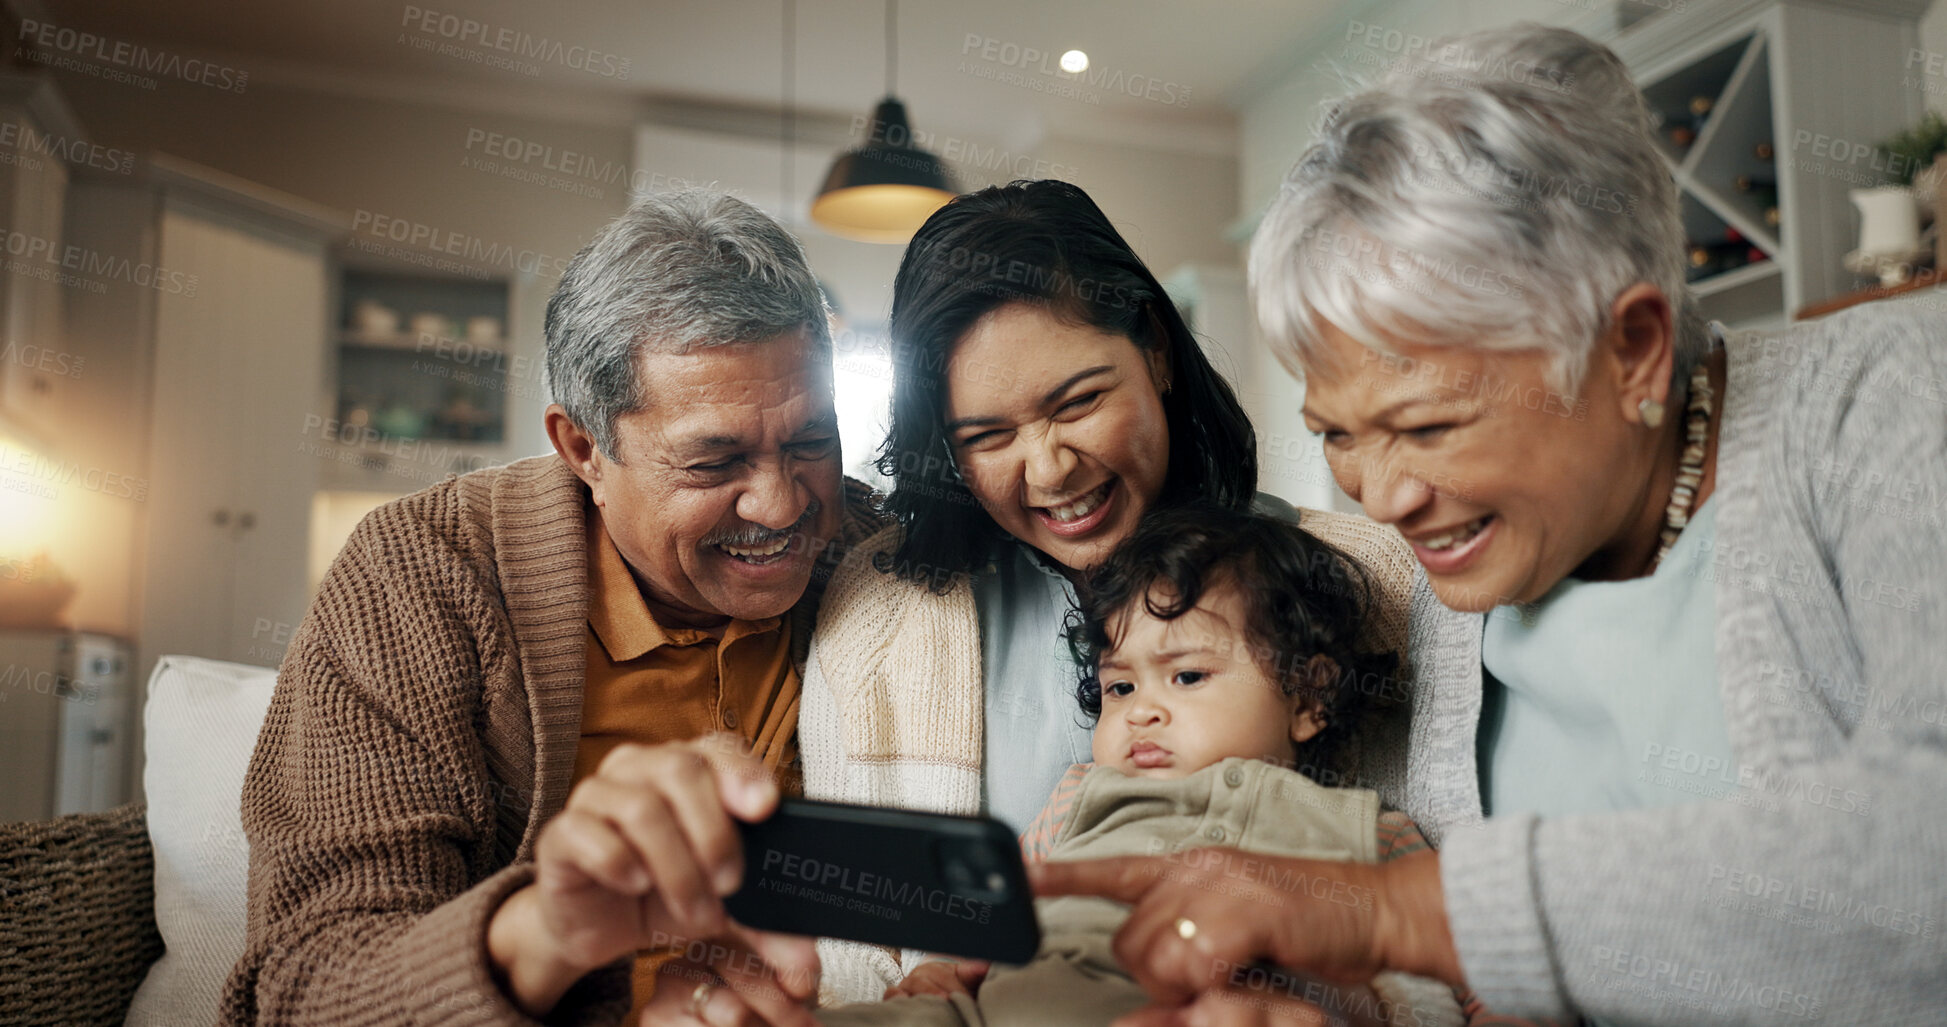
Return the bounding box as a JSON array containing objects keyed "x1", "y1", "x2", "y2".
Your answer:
[{"x1": 124, "y1": 656, "x2": 277, "y2": 1027}]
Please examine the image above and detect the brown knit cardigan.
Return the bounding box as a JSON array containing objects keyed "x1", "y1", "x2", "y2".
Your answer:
[{"x1": 219, "y1": 455, "x2": 884, "y2": 1026}]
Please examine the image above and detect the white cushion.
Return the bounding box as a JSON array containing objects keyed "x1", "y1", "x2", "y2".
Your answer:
[{"x1": 124, "y1": 656, "x2": 278, "y2": 1027}]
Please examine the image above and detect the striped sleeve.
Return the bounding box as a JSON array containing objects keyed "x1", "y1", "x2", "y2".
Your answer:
[
  {"x1": 1375, "y1": 809, "x2": 1432, "y2": 862},
  {"x1": 1018, "y1": 763, "x2": 1092, "y2": 864}
]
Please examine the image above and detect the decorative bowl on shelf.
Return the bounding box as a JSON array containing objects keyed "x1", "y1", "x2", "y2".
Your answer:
[
  {"x1": 409, "y1": 312, "x2": 452, "y2": 339},
  {"x1": 351, "y1": 299, "x2": 399, "y2": 338},
  {"x1": 465, "y1": 316, "x2": 502, "y2": 344},
  {"x1": 373, "y1": 401, "x2": 429, "y2": 440}
]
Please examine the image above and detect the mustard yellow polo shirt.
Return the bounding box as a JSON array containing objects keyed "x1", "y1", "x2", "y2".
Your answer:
[{"x1": 572, "y1": 503, "x2": 802, "y2": 1016}]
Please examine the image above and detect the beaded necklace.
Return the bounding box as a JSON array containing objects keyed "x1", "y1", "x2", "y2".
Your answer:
[{"x1": 1651, "y1": 361, "x2": 1715, "y2": 572}]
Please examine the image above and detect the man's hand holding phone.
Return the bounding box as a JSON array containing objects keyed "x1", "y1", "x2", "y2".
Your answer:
[{"x1": 485, "y1": 734, "x2": 819, "y2": 1025}]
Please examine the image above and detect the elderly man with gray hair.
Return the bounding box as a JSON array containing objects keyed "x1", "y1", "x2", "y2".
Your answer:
[{"x1": 222, "y1": 190, "x2": 880, "y2": 1027}]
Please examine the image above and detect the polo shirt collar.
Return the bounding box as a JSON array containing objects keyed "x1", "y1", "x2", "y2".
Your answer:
[{"x1": 586, "y1": 505, "x2": 779, "y2": 660}]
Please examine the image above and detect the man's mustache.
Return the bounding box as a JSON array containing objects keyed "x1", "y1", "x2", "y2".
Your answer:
[{"x1": 702, "y1": 498, "x2": 824, "y2": 548}]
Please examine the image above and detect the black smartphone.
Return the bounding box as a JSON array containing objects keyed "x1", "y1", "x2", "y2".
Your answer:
[{"x1": 725, "y1": 797, "x2": 1041, "y2": 964}]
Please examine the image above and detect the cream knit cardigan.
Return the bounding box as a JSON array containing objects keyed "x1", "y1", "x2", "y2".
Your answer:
[{"x1": 800, "y1": 508, "x2": 1429, "y2": 1006}]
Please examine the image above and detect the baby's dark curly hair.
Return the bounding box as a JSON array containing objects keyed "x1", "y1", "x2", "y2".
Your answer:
[{"x1": 1067, "y1": 499, "x2": 1401, "y2": 783}]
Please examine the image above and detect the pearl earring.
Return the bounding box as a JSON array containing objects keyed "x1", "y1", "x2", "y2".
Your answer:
[{"x1": 1638, "y1": 397, "x2": 1665, "y2": 429}]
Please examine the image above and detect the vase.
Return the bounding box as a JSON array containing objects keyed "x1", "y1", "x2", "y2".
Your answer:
[
  {"x1": 1852, "y1": 187, "x2": 1918, "y2": 253},
  {"x1": 1845, "y1": 186, "x2": 1925, "y2": 286}
]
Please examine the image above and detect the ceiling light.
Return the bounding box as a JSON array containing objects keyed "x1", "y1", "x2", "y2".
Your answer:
[
  {"x1": 1060, "y1": 50, "x2": 1088, "y2": 73},
  {"x1": 811, "y1": 0, "x2": 955, "y2": 243}
]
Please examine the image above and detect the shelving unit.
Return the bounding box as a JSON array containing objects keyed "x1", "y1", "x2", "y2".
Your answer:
[
  {"x1": 1645, "y1": 32, "x2": 1785, "y2": 326},
  {"x1": 317, "y1": 269, "x2": 515, "y2": 492},
  {"x1": 1612, "y1": 0, "x2": 1931, "y2": 325}
]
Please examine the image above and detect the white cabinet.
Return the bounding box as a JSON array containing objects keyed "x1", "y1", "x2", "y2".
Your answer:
[
  {"x1": 62, "y1": 157, "x2": 345, "y2": 798},
  {"x1": 138, "y1": 163, "x2": 343, "y2": 675},
  {"x1": 1612, "y1": 0, "x2": 1933, "y2": 325}
]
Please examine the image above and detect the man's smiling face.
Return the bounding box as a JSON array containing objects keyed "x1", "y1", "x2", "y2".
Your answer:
[{"x1": 574, "y1": 328, "x2": 843, "y2": 626}]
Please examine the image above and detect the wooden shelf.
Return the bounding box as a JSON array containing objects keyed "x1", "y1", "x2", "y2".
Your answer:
[
  {"x1": 1694, "y1": 257, "x2": 1782, "y2": 298},
  {"x1": 1795, "y1": 268, "x2": 1945, "y2": 321},
  {"x1": 340, "y1": 331, "x2": 506, "y2": 354}
]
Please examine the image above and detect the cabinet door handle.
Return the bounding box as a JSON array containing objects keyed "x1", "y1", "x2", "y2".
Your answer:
[
  {"x1": 238, "y1": 511, "x2": 256, "y2": 530},
  {"x1": 212, "y1": 509, "x2": 230, "y2": 527}
]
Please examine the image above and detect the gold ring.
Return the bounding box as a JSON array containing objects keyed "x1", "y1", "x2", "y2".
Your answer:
[
  {"x1": 1175, "y1": 916, "x2": 1198, "y2": 941},
  {"x1": 689, "y1": 980, "x2": 716, "y2": 1018}
]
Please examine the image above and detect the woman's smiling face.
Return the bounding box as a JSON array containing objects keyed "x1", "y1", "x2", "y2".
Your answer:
[
  {"x1": 944, "y1": 302, "x2": 1172, "y2": 573},
  {"x1": 1299, "y1": 321, "x2": 1656, "y2": 611}
]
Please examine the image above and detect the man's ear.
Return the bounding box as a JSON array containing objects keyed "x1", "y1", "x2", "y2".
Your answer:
[
  {"x1": 546, "y1": 404, "x2": 608, "y2": 502},
  {"x1": 1603, "y1": 282, "x2": 1677, "y2": 426}
]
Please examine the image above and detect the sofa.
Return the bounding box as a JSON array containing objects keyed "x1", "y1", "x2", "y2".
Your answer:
[
  {"x1": 1, "y1": 656, "x2": 278, "y2": 1026},
  {"x1": 0, "y1": 506, "x2": 1430, "y2": 1026}
]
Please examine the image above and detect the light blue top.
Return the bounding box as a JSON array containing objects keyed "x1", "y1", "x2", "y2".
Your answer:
[
  {"x1": 973, "y1": 544, "x2": 1096, "y2": 832},
  {"x1": 975, "y1": 493, "x2": 1303, "y2": 831},
  {"x1": 1404, "y1": 305, "x2": 1947, "y2": 1022},
  {"x1": 1478, "y1": 494, "x2": 1729, "y2": 819}
]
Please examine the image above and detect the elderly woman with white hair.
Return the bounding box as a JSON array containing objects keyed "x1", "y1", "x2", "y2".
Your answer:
[{"x1": 1033, "y1": 24, "x2": 1946, "y2": 1026}]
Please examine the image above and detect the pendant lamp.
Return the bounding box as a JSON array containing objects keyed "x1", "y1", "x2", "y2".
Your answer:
[{"x1": 811, "y1": 0, "x2": 955, "y2": 243}]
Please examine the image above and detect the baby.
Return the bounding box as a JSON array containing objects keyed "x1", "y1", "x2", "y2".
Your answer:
[{"x1": 815, "y1": 500, "x2": 1465, "y2": 1027}]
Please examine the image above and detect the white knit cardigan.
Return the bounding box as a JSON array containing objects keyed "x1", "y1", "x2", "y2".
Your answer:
[{"x1": 799, "y1": 509, "x2": 1431, "y2": 1006}]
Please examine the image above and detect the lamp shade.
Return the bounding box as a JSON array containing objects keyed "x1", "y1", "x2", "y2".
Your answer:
[{"x1": 811, "y1": 97, "x2": 956, "y2": 243}]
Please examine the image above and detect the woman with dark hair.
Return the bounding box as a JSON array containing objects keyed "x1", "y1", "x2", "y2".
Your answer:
[
  {"x1": 873, "y1": 179, "x2": 1260, "y2": 583},
  {"x1": 796, "y1": 180, "x2": 1414, "y2": 1005}
]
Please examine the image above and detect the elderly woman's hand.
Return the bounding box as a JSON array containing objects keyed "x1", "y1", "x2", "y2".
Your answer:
[{"x1": 1031, "y1": 848, "x2": 1462, "y2": 1023}]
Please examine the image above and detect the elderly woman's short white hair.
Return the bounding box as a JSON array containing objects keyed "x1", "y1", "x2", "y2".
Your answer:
[{"x1": 1249, "y1": 24, "x2": 1707, "y2": 394}]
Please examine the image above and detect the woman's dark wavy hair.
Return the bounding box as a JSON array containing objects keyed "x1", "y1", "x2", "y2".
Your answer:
[
  {"x1": 873, "y1": 180, "x2": 1258, "y2": 591},
  {"x1": 1066, "y1": 499, "x2": 1400, "y2": 784}
]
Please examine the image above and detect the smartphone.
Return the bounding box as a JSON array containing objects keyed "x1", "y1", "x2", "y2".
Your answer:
[{"x1": 725, "y1": 797, "x2": 1042, "y2": 964}]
